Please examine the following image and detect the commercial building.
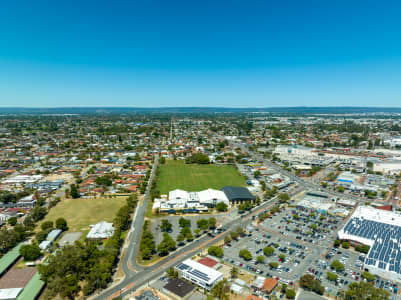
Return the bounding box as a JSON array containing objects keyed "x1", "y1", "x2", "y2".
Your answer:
[
  {"x1": 175, "y1": 259, "x2": 223, "y2": 290},
  {"x1": 222, "y1": 186, "x2": 256, "y2": 205},
  {"x1": 338, "y1": 206, "x2": 401, "y2": 282},
  {"x1": 2, "y1": 175, "x2": 43, "y2": 185},
  {"x1": 336, "y1": 172, "x2": 358, "y2": 187}
]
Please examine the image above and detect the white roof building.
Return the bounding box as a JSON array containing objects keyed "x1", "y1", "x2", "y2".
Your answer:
[
  {"x1": 39, "y1": 240, "x2": 52, "y2": 250},
  {"x1": 0, "y1": 288, "x2": 23, "y2": 300},
  {"x1": 87, "y1": 221, "x2": 114, "y2": 239},
  {"x1": 154, "y1": 188, "x2": 230, "y2": 212},
  {"x1": 175, "y1": 259, "x2": 223, "y2": 290},
  {"x1": 197, "y1": 189, "x2": 229, "y2": 206},
  {"x1": 338, "y1": 206, "x2": 401, "y2": 282},
  {"x1": 169, "y1": 189, "x2": 189, "y2": 202},
  {"x1": 3, "y1": 175, "x2": 43, "y2": 184}
]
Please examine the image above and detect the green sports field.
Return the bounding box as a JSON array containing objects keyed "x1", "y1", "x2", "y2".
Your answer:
[
  {"x1": 39, "y1": 196, "x2": 127, "y2": 232},
  {"x1": 156, "y1": 160, "x2": 246, "y2": 194}
]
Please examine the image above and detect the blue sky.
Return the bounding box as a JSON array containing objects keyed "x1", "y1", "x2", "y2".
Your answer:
[{"x1": 0, "y1": 0, "x2": 400, "y2": 107}]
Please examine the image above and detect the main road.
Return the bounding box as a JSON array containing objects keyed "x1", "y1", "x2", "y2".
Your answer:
[
  {"x1": 93, "y1": 156, "x2": 288, "y2": 299},
  {"x1": 235, "y1": 142, "x2": 368, "y2": 204}
]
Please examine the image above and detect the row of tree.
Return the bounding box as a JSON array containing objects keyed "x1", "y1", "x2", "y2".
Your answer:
[{"x1": 38, "y1": 194, "x2": 138, "y2": 298}]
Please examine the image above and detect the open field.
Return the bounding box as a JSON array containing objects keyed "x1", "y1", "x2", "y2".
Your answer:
[
  {"x1": 40, "y1": 196, "x2": 127, "y2": 232},
  {"x1": 156, "y1": 160, "x2": 246, "y2": 194}
]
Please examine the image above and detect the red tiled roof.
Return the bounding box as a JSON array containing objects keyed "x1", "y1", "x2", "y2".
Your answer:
[
  {"x1": 376, "y1": 205, "x2": 392, "y2": 211},
  {"x1": 197, "y1": 257, "x2": 218, "y2": 268},
  {"x1": 262, "y1": 278, "x2": 278, "y2": 293}
]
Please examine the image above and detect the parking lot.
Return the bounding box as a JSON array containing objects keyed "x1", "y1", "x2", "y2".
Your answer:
[
  {"x1": 219, "y1": 203, "x2": 400, "y2": 297},
  {"x1": 222, "y1": 227, "x2": 316, "y2": 286},
  {"x1": 150, "y1": 212, "x2": 239, "y2": 244}
]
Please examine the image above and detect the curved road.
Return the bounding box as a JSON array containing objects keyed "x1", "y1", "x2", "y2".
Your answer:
[{"x1": 94, "y1": 180, "x2": 282, "y2": 299}]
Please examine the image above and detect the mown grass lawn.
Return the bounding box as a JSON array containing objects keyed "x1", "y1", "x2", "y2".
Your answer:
[
  {"x1": 156, "y1": 160, "x2": 246, "y2": 194},
  {"x1": 40, "y1": 196, "x2": 127, "y2": 233}
]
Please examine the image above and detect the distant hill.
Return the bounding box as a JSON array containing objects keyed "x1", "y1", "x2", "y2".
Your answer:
[{"x1": 0, "y1": 106, "x2": 401, "y2": 115}]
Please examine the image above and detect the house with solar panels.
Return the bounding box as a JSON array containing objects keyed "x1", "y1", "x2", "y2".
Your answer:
[
  {"x1": 175, "y1": 259, "x2": 224, "y2": 290},
  {"x1": 338, "y1": 206, "x2": 401, "y2": 282}
]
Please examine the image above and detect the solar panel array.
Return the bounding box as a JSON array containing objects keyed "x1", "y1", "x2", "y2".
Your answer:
[
  {"x1": 343, "y1": 218, "x2": 401, "y2": 274},
  {"x1": 176, "y1": 262, "x2": 212, "y2": 283},
  {"x1": 176, "y1": 262, "x2": 190, "y2": 271}
]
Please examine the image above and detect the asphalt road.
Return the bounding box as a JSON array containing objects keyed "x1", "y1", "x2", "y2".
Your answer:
[
  {"x1": 93, "y1": 144, "x2": 321, "y2": 299},
  {"x1": 236, "y1": 143, "x2": 368, "y2": 204},
  {"x1": 93, "y1": 193, "x2": 282, "y2": 299}
]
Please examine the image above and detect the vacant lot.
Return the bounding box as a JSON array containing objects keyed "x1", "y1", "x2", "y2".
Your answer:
[
  {"x1": 40, "y1": 196, "x2": 127, "y2": 232},
  {"x1": 157, "y1": 160, "x2": 246, "y2": 194}
]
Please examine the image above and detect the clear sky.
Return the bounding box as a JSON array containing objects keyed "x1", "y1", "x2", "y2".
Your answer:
[{"x1": 1, "y1": 0, "x2": 400, "y2": 107}]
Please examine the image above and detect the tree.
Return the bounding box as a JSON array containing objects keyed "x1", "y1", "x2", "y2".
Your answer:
[
  {"x1": 230, "y1": 231, "x2": 239, "y2": 240},
  {"x1": 256, "y1": 255, "x2": 265, "y2": 264},
  {"x1": 208, "y1": 217, "x2": 217, "y2": 229},
  {"x1": 41, "y1": 221, "x2": 54, "y2": 231},
  {"x1": 362, "y1": 271, "x2": 375, "y2": 282},
  {"x1": 194, "y1": 228, "x2": 200, "y2": 237},
  {"x1": 356, "y1": 244, "x2": 370, "y2": 254},
  {"x1": 157, "y1": 233, "x2": 176, "y2": 256},
  {"x1": 197, "y1": 219, "x2": 209, "y2": 231},
  {"x1": 181, "y1": 227, "x2": 193, "y2": 241},
  {"x1": 186, "y1": 153, "x2": 210, "y2": 164},
  {"x1": 8, "y1": 217, "x2": 17, "y2": 226},
  {"x1": 263, "y1": 246, "x2": 275, "y2": 256},
  {"x1": 239, "y1": 249, "x2": 252, "y2": 261},
  {"x1": 176, "y1": 234, "x2": 185, "y2": 245},
  {"x1": 216, "y1": 202, "x2": 228, "y2": 212},
  {"x1": 230, "y1": 266, "x2": 239, "y2": 278},
  {"x1": 343, "y1": 281, "x2": 389, "y2": 300},
  {"x1": 327, "y1": 272, "x2": 338, "y2": 281},
  {"x1": 279, "y1": 193, "x2": 290, "y2": 203},
  {"x1": 179, "y1": 217, "x2": 191, "y2": 228},
  {"x1": 211, "y1": 279, "x2": 230, "y2": 300},
  {"x1": 300, "y1": 274, "x2": 315, "y2": 290},
  {"x1": 160, "y1": 219, "x2": 172, "y2": 232},
  {"x1": 141, "y1": 247, "x2": 152, "y2": 260},
  {"x1": 224, "y1": 235, "x2": 232, "y2": 244},
  {"x1": 56, "y1": 218, "x2": 68, "y2": 231},
  {"x1": 331, "y1": 260, "x2": 345, "y2": 272},
  {"x1": 334, "y1": 239, "x2": 341, "y2": 247},
  {"x1": 342, "y1": 241, "x2": 350, "y2": 249},
  {"x1": 208, "y1": 246, "x2": 224, "y2": 258},
  {"x1": 286, "y1": 289, "x2": 296, "y2": 299},
  {"x1": 235, "y1": 226, "x2": 244, "y2": 234},
  {"x1": 70, "y1": 184, "x2": 80, "y2": 198},
  {"x1": 166, "y1": 267, "x2": 178, "y2": 279},
  {"x1": 36, "y1": 231, "x2": 48, "y2": 243},
  {"x1": 20, "y1": 244, "x2": 41, "y2": 261},
  {"x1": 95, "y1": 175, "x2": 112, "y2": 186},
  {"x1": 269, "y1": 262, "x2": 279, "y2": 269}
]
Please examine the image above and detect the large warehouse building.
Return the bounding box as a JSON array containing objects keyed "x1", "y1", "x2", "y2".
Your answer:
[{"x1": 338, "y1": 206, "x2": 401, "y2": 282}]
